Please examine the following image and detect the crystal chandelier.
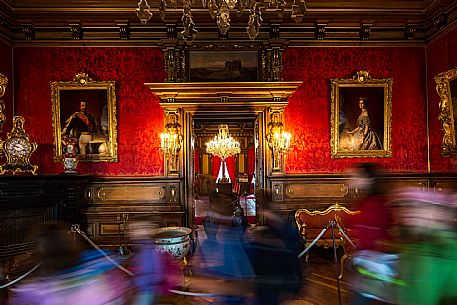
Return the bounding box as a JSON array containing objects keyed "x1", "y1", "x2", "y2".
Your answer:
[
  {"x1": 136, "y1": 0, "x2": 307, "y2": 41},
  {"x1": 206, "y1": 124, "x2": 240, "y2": 160}
]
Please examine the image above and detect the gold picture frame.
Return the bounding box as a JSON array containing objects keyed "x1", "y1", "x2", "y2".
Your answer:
[
  {"x1": 51, "y1": 72, "x2": 118, "y2": 162},
  {"x1": 330, "y1": 71, "x2": 393, "y2": 158},
  {"x1": 435, "y1": 68, "x2": 457, "y2": 156}
]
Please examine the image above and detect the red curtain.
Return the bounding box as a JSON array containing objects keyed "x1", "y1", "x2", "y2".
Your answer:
[
  {"x1": 211, "y1": 155, "x2": 236, "y2": 183},
  {"x1": 247, "y1": 147, "x2": 255, "y2": 184},
  {"x1": 212, "y1": 155, "x2": 221, "y2": 179},
  {"x1": 225, "y1": 156, "x2": 236, "y2": 183},
  {"x1": 247, "y1": 147, "x2": 255, "y2": 194},
  {"x1": 194, "y1": 148, "x2": 200, "y2": 174}
]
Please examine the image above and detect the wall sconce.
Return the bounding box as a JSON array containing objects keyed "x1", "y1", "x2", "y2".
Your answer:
[
  {"x1": 160, "y1": 111, "x2": 182, "y2": 175},
  {"x1": 266, "y1": 109, "x2": 291, "y2": 174}
]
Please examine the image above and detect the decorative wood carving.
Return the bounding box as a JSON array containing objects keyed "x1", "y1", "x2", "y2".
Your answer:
[
  {"x1": 84, "y1": 177, "x2": 184, "y2": 248},
  {"x1": 285, "y1": 183, "x2": 349, "y2": 199},
  {"x1": 435, "y1": 68, "x2": 457, "y2": 156},
  {"x1": 86, "y1": 182, "x2": 181, "y2": 203},
  {"x1": 146, "y1": 82, "x2": 302, "y2": 107},
  {"x1": 0, "y1": 73, "x2": 7, "y2": 135},
  {"x1": 2, "y1": 1, "x2": 456, "y2": 44}
]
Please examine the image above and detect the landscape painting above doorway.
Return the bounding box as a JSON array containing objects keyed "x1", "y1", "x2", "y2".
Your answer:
[{"x1": 188, "y1": 51, "x2": 259, "y2": 82}]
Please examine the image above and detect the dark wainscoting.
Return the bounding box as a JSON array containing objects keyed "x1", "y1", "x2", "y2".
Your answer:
[
  {"x1": 1, "y1": 173, "x2": 455, "y2": 274},
  {"x1": 0, "y1": 175, "x2": 186, "y2": 259},
  {"x1": 0, "y1": 174, "x2": 91, "y2": 300},
  {"x1": 84, "y1": 176, "x2": 185, "y2": 249},
  {"x1": 2, "y1": 173, "x2": 455, "y2": 255},
  {"x1": 264, "y1": 173, "x2": 457, "y2": 224},
  {"x1": 0, "y1": 175, "x2": 186, "y2": 303}
]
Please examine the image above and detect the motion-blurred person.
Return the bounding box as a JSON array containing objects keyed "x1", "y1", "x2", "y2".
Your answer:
[
  {"x1": 389, "y1": 188, "x2": 457, "y2": 305},
  {"x1": 348, "y1": 163, "x2": 396, "y2": 305},
  {"x1": 128, "y1": 220, "x2": 181, "y2": 305},
  {"x1": 245, "y1": 190, "x2": 302, "y2": 305},
  {"x1": 349, "y1": 163, "x2": 392, "y2": 252},
  {"x1": 192, "y1": 202, "x2": 255, "y2": 305},
  {"x1": 10, "y1": 222, "x2": 130, "y2": 305}
]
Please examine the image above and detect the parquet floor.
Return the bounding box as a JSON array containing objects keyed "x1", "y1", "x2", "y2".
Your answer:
[{"x1": 161, "y1": 226, "x2": 391, "y2": 305}]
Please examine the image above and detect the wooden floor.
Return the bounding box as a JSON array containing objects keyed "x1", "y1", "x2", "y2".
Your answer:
[
  {"x1": 194, "y1": 195, "x2": 256, "y2": 218},
  {"x1": 161, "y1": 226, "x2": 388, "y2": 305},
  {"x1": 299, "y1": 248, "x2": 351, "y2": 305}
]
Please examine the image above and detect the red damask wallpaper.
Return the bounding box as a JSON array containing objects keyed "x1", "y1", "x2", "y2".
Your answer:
[
  {"x1": 14, "y1": 47, "x2": 166, "y2": 175},
  {"x1": 427, "y1": 24, "x2": 457, "y2": 172},
  {"x1": 14, "y1": 45, "x2": 429, "y2": 176},
  {"x1": 0, "y1": 40, "x2": 12, "y2": 133},
  {"x1": 282, "y1": 46, "x2": 428, "y2": 173}
]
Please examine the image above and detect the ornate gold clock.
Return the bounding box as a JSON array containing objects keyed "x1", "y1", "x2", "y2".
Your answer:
[{"x1": 0, "y1": 116, "x2": 38, "y2": 175}]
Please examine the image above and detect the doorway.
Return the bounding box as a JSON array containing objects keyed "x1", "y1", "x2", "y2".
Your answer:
[
  {"x1": 148, "y1": 81, "x2": 302, "y2": 228},
  {"x1": 187, "y1": 112, "x2": 263, "y2": 226}
]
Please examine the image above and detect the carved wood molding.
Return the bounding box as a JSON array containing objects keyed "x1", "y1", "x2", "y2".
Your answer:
[
  {"x1": 146, "y1": 82, "x2": 303, "y2": 109},
  {"x1": 1, "y1": 1, "x2": 456, "y2": 43},
  {"x1": 268, "y1": 173, "x2": 457, "y2": 202},
  {"x1": 86, "y1": 177, "x2": 182, "y2": 204},
  {"x1": 84, "y1": 176, "x2": 185, "y2": 246}
]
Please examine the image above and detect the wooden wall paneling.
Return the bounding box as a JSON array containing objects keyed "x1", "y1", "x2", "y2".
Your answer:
[
  {"x1": 83, "y1": 177, "x2": 185, "y2": 249},
  {"x1": 264, "y1": 173, "x2": 457, "y2": 224}
]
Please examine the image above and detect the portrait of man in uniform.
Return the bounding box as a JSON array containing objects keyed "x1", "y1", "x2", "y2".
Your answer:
[{"x1": 51, "y1": 74, "x2": 118, "y2": 162}]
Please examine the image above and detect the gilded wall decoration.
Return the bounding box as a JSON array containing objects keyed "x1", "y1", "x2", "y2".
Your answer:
[{"x1": 435, "y1": 67, "x2": 457, "y2": 156}]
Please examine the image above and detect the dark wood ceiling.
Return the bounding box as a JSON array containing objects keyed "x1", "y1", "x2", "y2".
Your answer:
[{"x1": 0, "y1": 0, "x2": 455, "y2": 45}]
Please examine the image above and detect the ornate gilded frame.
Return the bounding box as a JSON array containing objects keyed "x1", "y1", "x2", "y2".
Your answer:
[
  {"x1": 0, "y1": 73, "x2": 7, "y2": 134},
  {"x1": 435, "y1": 68, "x2": 457, "y2": 156},
  {"x1": 331, "y1": 71, "x2": 393, "y2": 158},
  {"x1": 51, "y1": 73, "x2": 118, "y2": 162}
]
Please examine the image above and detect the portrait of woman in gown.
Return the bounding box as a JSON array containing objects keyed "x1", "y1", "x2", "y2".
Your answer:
[
  {"x1": 347, "y1": 97, "x2": 382, "y2": 150},
  {"x1": 332, "y1": 73, "x2": 392, "y2": 158}
]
